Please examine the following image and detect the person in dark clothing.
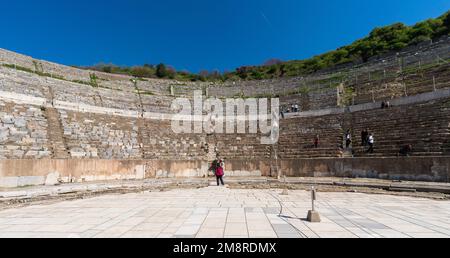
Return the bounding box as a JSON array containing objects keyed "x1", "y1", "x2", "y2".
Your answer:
[
  {"x1": 314, "y1": 135, "x2": 320, "y2": 148},
  {"x1": 399, "y1": 145, "x2": 413, "y2": 157},
  {"x1": 361, "y1": 129, "x2": 369, "y2": 146}
]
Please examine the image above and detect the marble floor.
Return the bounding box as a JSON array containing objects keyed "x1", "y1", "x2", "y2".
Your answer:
[{"x1": 0, "y1": 186, "x2": 449, "y2": 238}]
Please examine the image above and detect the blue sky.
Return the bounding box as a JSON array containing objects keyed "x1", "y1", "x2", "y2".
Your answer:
[{"x1": 1, "y1": 0, "x2": 449, "y2": 73}]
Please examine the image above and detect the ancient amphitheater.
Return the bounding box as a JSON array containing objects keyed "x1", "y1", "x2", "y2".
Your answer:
[
  {"x1": 1, "y1": 37, "x2": 450, "y2": 187},
  {"x1": 0, "y1": 37, "x2": 450, "y2": 239}
]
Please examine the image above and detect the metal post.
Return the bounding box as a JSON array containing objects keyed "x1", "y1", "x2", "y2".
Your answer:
[
  {"x1": 307, "y1": 186, "x2": 321, "y2": 223},
  {"x1": 433, "y1": 76, "x2": 436, "y2": 91},
  {"x1": 311, "y1": 186, "x2": 316, "y2": 212}
]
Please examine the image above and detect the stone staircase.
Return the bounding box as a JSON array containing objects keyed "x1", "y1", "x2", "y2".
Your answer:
[
  {"x1": 44, "y1": 107, "x2": 70, "y2": 159},
  {"x1": 341, "y1": 149, "x2": 354, "y2": 158}
]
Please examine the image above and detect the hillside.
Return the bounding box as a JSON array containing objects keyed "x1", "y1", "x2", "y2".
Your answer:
[
  {"x1": 232, "y1": 10, "x2": 450, "y2": 80},
  {"x1": 82, "y1": 10, "x2": 450, "y2": 82}
]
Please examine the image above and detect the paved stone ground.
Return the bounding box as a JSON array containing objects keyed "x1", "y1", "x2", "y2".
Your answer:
[{"x1": 0, "y1": 186, "x2": 450, "y2": 238}]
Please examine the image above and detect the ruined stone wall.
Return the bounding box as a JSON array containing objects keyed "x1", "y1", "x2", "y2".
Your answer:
[
  {"x1": 0, "y1": 48, "x2": 208, "y2": 96},
  {"x1": 0, "y1": 157, "x2": 449, "y2": 188},
  {"x1": 2, "y1": 38, "x2": 450, "y2": 113},
  {"x1": 278, "y1": 157, "x2": 450, "y2": 182},
  {"x1": 59, "y1": 110, "x2": 141, "y2": 159},
  {"x1": 0, "y1": 100, "x2": 50, "y2": 159}
]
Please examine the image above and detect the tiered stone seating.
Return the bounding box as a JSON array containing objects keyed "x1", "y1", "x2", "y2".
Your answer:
[
  {"x1": 351, "y1": 98, "x2": 450, "y2": 157},
  {"x1": 59, "y1": 110, "x2": 142, "y2": 159},
  {"x1": 278, "y1": 114, "x2": 344, "y2": 158},
  {"x1": 403, "y1": 63, "x2": 450, "y2": 93},
  {"x1": 1, "y1": 42, "x2": 450, "y2": 163},
  {"x1": 214, "y1": 133, "x2": 272, "y2": 160},
  {"x1": 141, "y1": 94, "x2": 177, "y2": 114},
  {"x1": 350, "y1": 63, "x2": 450, "y2": 105},
  {"x1": 0, "y1": 67, "x2": 47, "y2": 98},
  {"x1": 48, "y1": 79, "x2": 102, "y2": 107},
  {"x1": 280, "y1": 89, "x2": 337, "y2": 111},
  {"x1": 139, "y1": 119, "x2": 206, "y2": 160}
]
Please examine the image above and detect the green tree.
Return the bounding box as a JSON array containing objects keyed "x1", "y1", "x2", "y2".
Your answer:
[
  {"x1": 156, "y1": 63, "x2": 167, "y2": 78},
  {"x1": 444, "y1": 12, "x2": 450, "y2": 34}
]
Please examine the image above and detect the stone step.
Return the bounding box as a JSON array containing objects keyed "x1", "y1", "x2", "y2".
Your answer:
[{"x1": 44, "y1": 107, "x2": 70, "y2": 159}]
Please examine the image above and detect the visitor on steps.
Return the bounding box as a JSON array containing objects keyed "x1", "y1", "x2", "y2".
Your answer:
[
  {"x1": 367, "y1": 134, "x2": 374, "y2": 154},
  {"x1": 361, "y1": 129, "x2": 369, "y2": 146},
  {"x1": 210, "y1": 156, "x2": 225, "y2": 186},
  {"x1": 399, "y1": 144, "x2": 413, "y2": 157},
  {"x1": 381, "y1": 101, "x2": 391, "y2": 109},
  {"x1": 345, "y1": 130, "x2": 352, "y2": 148},
  {"x1": 314, "y1": 135, "x2": 320, "y2": 148}
]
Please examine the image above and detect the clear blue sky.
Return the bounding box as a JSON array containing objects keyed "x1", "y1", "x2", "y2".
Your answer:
[{"x1": 1, "y1": 0, "x2": 449, "y2": 73}]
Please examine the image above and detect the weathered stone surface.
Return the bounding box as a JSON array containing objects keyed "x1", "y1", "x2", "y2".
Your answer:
[
  {"x1": 14, "y1": 118, "x2": 27, "y2": 127},
  {"x1": 17, "y1": 176, "x2": 45, "y2": 187},
  {"x1": 45, "y1": 172, "x2": 60, "y2": 186},
  {"x1": 307, "y1": 210, "x2": 321, "y2": 223}
]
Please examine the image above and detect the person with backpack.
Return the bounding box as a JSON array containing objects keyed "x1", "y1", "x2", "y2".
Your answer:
[{"x1": 210, "y1": 156, "x2": 225, "y2": 186}]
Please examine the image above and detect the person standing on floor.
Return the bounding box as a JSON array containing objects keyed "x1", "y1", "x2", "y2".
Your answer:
[{"x1": 211, "y1": 156, "x2": 225, "y2": 186}]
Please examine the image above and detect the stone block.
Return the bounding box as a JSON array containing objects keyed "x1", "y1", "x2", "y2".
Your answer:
[
  {"x1": 0, "y1": 177, "x2": 19, "y2": 188},
  {"x1": 12, "y1": 150, "x2": 25, "y2": 157},
  {"x1": 24, "y1": 150, "x2": 39, "y2": 157},
  {"x1": 38, "y1": 151, "x2": 51, "y2": 156},
  {"x1": 45, "y1": 172, "x2": 61, "y2": 186},
  {"x1": 307, "y1": 210, "x2": 321, "y2": 223},
  {"x1": 14, "y1": 118, "x2": 27, "y2": 127},
  {"x1": 17, "y1": 176, "x2": 45, "y2": 187},
  {"x1": 70, "y1": 151, "x2": 86, "y2": 158},
  {"x1": 1, "y1": 115, "x2": 14, "y2": 124}
]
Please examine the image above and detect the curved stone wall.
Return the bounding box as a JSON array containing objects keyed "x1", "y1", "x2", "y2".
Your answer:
[{"x1": 0, "y1": 42, "x2": 450, "y2": 187}]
